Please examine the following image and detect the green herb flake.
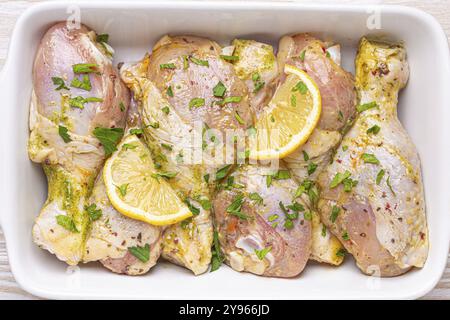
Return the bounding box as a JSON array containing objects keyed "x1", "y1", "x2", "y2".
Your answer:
[
  {"x1": 254, "y1": 246, "x2": 272, "y2": 260},
  {"x1": 220, "y1": 54, "x2": 239, "y2": 62},
  {"x1": 189, "y1": 97, "x2": 205, "y2": 109},
  {"x1": 330, "y1": 205, "x2": 340, "y2": 223},
  {"x1": 190, "y1": 56, "x2": 209, "y2": 67},
  {"x1": 213, "y1": 81, "x2": 227, "y2": 97},
  {"x1": 128, "y1": 244, "x2": 150, "y2": 262},
  {"x1": 204, "y1": 174, "x2": 210, "y2": 183},
  {"x1": 93, "y1": 127, "x2": 124, "y2": 156},
  {"x1": 96, "y1": 34, "x2": 109, "y2": 43},
  {"x1": 69, "y1": 96, "x2": 103, "y2": 109},
  {"x1": 234, "y1": 112, "x2": 245, "y2": 125},
  {"x1": 268, "y1": 214, "x2": 279, "y2": 222},
  {"x1": 117, "y1": 184, "x2": 129, "y2": 197},
  {"x1": 160, "y1": 63, "x2": 176, "y2": 70},
  {"x1": 291, "y1": 94, "x2": 297, "y2": 107},
  {"x1": 367, "y1": 125, "x2": 381, "y2": 135},
  {"x1": 72, "y1": 63, "x2": 99, "y2": 74},
  {"x1": 249, "y1": 192, "x2": 263, "y2": 205},
  {"x1": 329, "y1": 170, "x2": 351, "y2": 188},
  {"x1": 342, "y1": 145, "x2": 349, "y2": 152},
  {"x1": 56, "y1": 215, "x2": 78, "y2": 233},
  {"x1": 122, "y1": 143, "x2": 137, "y2": 151},
  {"x1": 299, "y1": 50, "x2": 306, "y2": 62},
  {"x1": 356, "y1": 101, "x2": 378, "y2": 113},
  {"x1": 266, "y1": 175, "x2": 273, "y2": 188},
  {"x1": 70, "y1": 75, "x2": 92, "y2": 91},
  {"x1": 161, "y1": 106, "x2": 170, "y2": 115},
  {"x1": 58, "y1": 125, "x2": 72, "y2": 143},
  {"x1": 216, "y1": 96, "x2": 242, "y2": 106},
  {"x1": 184, "y1": 198, "x2": 200, "y2": 216},
  {"x1": 321, "y1": 224, "x2": 327, "y2": 237},
  {"x1": 387, "y1": 175, "x2": 396, "y2": 196},
  {"x1": 304, "y1": 211, "x2": 312, "y2": 221},
  {"x1": 362, "y1": 153, "x2": 380, "y2": 165},
  {"x1": 119, "y1": 102, "x2": 126, "y2": 112},
  {"x1": 252, "y1": 72, "x2": 265, "y2": 93},
  {"x1": 152, "y1": 171, "x2": 178, "y2": 180},
  {"x1": 273, "y1": 170, "x2": 291, "y2": 180},
  {"x1": 342, "y1": 231, "x2": 350, "y2": 241},
  {"x1": 336, "y1": 248, "x2": 346, "y2": 258},
  {"x1": 284, "y1": 219, "x2": 294, "y2": 230},
  {"x1": 51, "y1": 77, "x2": 69, "y2": 90},
  {"x1": 166, "y1": 86, "x2": 174, "y2": 97},
  {"x1": 376, "y1": 169, "x2": 385, "y2": 185},
  {"x1": 302, "y1": 150, "x2": 309, "y2": 161},
  {"x1": 210, "y1": 230, "x2": 224, "y2": 272},
  {"x1": 161, "y1": 143, "x2": 173, "y2": 151},
  {"x1": 292, "y1": 81, "x2": 308, "y2": 94},
  {"x1": 182, "y1": 55, "x2": 189, "y2": 70},
  {"x1": 307, "y1": 163, "x2": 318, "y2": 175},
  {"x1": 129, "y1": 128, "x2": 144, "y2": 136},
  {"x1": 85, "y1": 203, "x2": 102, "y2": 221},
  {"x1": 215, "y1": 165, "x2": 231, "y2": 181}
]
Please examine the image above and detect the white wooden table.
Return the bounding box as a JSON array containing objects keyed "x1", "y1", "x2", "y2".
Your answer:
[{"x1": 0, "y1": 0, "x2": 449, "y2": 300}]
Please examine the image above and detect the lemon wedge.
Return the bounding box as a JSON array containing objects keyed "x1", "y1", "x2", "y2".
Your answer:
[
  {"x1": 103, "y1": 135, "x2": 192, "y2": 226},
  {"x1": 249, "y1": 64, "x2": 321, "y2": 160}
]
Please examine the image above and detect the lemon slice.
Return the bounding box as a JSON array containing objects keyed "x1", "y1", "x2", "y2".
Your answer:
[
  {"x1": 103, "y1": 135, "x2": 192, "y2": 226},
  {"x1": 249, "y1": 64, "x2": 321, "y2": 160}
]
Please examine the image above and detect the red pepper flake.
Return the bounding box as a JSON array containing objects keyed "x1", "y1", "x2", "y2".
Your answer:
[
  {"x1": 336, "y1": 159, "x2": 342, "y2": 164},
  {"x1": 420, "y1": 232, "x2": 426, "y2": 240},
  {"x1": 385, "y1": 203, "x2": 392, "y2": 212}
]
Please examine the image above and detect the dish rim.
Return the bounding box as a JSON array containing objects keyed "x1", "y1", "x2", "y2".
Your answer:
[{"x1": 0, "y1": 0, "x2": 449, "y2": 300}]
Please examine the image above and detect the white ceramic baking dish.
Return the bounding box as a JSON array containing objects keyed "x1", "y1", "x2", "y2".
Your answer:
[{"x1": 0, "y1": 1, "x2": 449, "y2": 300}]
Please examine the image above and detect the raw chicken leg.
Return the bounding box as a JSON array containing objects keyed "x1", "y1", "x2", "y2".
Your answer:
[
  {"x1": 28, "y1": 23, "x2": 129, "y2": 265},
  {"x1": 279, "y1": 34, "x2": 357, "y2": 265},
  {"x1": 317, "y1": 38, "x2": 428, "y2": 276},
  {"x1": 84, "y1": 100, "x2": 163, "y2": 275},
  {"x1": 120, "y1": 35, "x2": 254, "y2": 274}
]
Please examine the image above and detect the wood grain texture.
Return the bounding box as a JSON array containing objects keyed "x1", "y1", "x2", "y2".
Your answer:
[{"x1": 0, "y1": 0, "x2": 449, "y2": 300}]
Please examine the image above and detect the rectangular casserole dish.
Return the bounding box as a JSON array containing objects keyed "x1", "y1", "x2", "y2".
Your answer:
[{"x1": 0, "y1": 1, "x2": 449, "y2": 299}]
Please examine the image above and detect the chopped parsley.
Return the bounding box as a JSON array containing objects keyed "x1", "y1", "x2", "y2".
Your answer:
[
  {"x1": 387, "y1": 175, "x2": 396, "y2": 196},
  {"x1": 56, "y1": 215, "x2": 78, "y2": 233},
  {"x1": 330, "y1": 205, "x2": 340, "y2": 223},
  {"x1": 376, "y1": 169, "x2": 385, "y2": 185},
  {"x1": 336, "y1": 248, "x2": 346, "y2": 257},
  {"x1": 161, "y1": 106, "x2": 170, "y2": 114},
  {"x1": 128, "y1": 244, "x2": 150, "y2": 262},
  {"x1": 362, "y1": 153, "x2": 380, "y2": 165},
  {"x1": 210, "y1": 230, "x2": 224, "y2": 272},
  {"x1": 292, "y1": 81, "x2": 308, "y2": 94},
  {"x1": 119, "y1": 102, "x2": 126, "y2": 112},
  {"x1": 342, "y1": 231, "x2": 350, "y2": 241},
  {"x1": 220, "y1": 54, "x2": 239, "y2": 62},
  {"x1": 51, "y1": 77, "x2": 69, "y2": 90},
  {"x1": 93, "y1": 127, "x2": 124, "y2": 156},
  {"x1": 299, "y1": 50, "x2": 306, "y2": 61},
  {"x1": 234, "y1": 112, "x2": 245, "y2": 125},
  {"x1": 252, "y1": 72, "x2": 265, "y2": 93},
  {"x1": 216, "y1": 96, "x2": 242, "y2": 106},
  {"x1": 367, "y1": 125, "x2": 381, "y2": 135},
  {"x1": 254, "y1": 246, "x2": 272, "y2": 260},
  {"x1": 189, "y1": 97, "x2": 205, "y2": 109},
  {"x1": 184, "y1": 199, "x2": 200, "y2": 216},
  {"x1": 356, "y1": 101, "x2": 378, "y2": 113},
  {"x1": 85, "y1": 203, "x2": 102, "y2": 221},
  {"x1": 117, "y1": 184, "x2": 129, "y2": 197},
  {"x1": 215, "y1": 165, "x2": 232, "y2": 181},
  {"x1": 96, "y1": 33, "x2": 109, "y2": 43},
  {"x1": 190, "y1": 56, "x2": 209, "y2": 67},
  {"x1": 302, "y1": 150, "x2": 309, "y2": 161},
  {"x1": 329, "y1": 170, "x2": 352, "y2": 188},
  {"x1": 58, "y1": 125, "x2": 72, "y2": 143},
  {"x1": 160, "y1": 63, "x2": 176, "y2": 69},
  {"x1": 69, "y1": 96, "x2": 103, "y2": 109},
  {"x1": 72, "y1": 63, "x2": 99, "y2": 74},
  {"x1": 70, "y1": 75, "x2": 92, "y2": 91},
  {"x1": 307, "y1": 162, "x2": 318, "y2": 175},
  {"x1": 249, "y1": 192, "x2": 263, "y2": 205},
  {"x1": 152, "y1": 171, "x2": 178, "y2": 180},
  {"x1": 213, "y1": 81, "x2": 227, "y2": 97},
  {"x1": 166, "y1": 86, "x2": 174, "y2": 97}
]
